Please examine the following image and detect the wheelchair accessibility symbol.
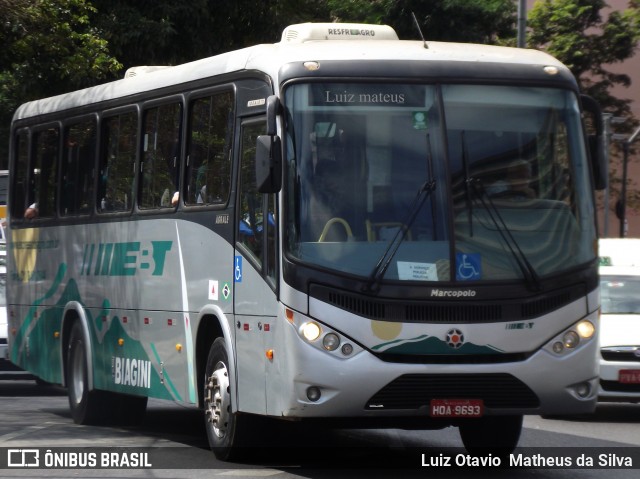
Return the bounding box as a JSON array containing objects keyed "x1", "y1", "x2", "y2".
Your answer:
[
  {"x1": 456, "y1": 253, "x2": 481, "y2": 281},
  {"x1": 234, "y1": 256, "x2": 243, "y2": 283}
]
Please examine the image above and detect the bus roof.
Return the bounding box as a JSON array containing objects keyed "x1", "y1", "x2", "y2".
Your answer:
[{"x1": 13, "y1": 23, "x2": 569, "y2": 122}]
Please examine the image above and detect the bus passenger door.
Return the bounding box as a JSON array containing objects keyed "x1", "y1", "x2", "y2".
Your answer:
[{"x1": 233, "y1": 118, "x2": 279, "y2": 415}]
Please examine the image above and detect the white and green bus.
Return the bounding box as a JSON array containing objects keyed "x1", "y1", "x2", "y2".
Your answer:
[{"x1": 7, "y1": 23, "x2": 605, "y2": 458}]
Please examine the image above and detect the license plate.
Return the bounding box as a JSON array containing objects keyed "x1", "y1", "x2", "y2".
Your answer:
[
  {"x1": 429, "y1": 399, "x2": 484, "y2": 418},
  {"x1": 619, "y1": 370, "x2": 640, "y2": 384}
]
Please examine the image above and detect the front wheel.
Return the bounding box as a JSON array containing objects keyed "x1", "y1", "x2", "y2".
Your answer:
[
  {"x1": 459, "y1": 415, "x2": 523, "y2": 456},
  {"x1": 203, "y1": 337, "x2": 252, "y2": 461}
]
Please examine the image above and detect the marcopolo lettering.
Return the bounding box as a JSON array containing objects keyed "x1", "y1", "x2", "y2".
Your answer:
[
  {"x1": 430, "y1": 289, "x2": 477, "y2": 298},
  {"x1": 112, "y1": 356, "x2": 152, "y2": 389}
]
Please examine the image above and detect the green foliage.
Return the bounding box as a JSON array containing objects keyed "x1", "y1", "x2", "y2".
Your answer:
[
  {"x1": 89, "y1": 0, "x2": 332, "y2": 66},
  {"x1": 528, "y1": 0, "x2": 640, "y2": 115},
  {"x1": 326, "y1": 0, "x2": 517, "y2": 44},
  {"x1": 2, "y1": 0, "x2": 639, "y2": 178},
  {"x1": 0, "y1": 0, "x2": 122, "y2": 166},
  {"x1": 2, "y1": 0, "x2": 121, "y2": 98},
  {"x1": 528, "y1": 0, "x2": 640, "y2": 214}
]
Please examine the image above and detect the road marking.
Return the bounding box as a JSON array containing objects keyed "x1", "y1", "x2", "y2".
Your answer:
[
  {"x1": 0, "y1": 422, "x2": 65, "y2": 442},
  {"x1": 218, "y1": 471, "x2": 283, "y2": 477}
]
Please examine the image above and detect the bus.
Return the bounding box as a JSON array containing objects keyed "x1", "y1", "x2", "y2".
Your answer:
[
  {"x1": 7, "y1": 23, "x2": 605, "y2": 459},
  {"x1": 0, "y1": 169, "x2": 8, "y2": 221}
]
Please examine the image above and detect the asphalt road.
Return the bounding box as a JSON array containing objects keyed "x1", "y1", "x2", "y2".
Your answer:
[{"x1": 0, "y1": 378, "x2": 639, "y2": 479}]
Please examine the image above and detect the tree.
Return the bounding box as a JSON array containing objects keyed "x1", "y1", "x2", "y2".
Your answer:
[
  {"x1": 0, "y1": 0, "x2": 122, "y2": 167},
  {"x1": 88, "y1": 0, "x2": 518, "y2": 71},
  {"x1": 528, "y1": 0, "x2": 640, "y2": 220},
  {"x1": 89, "y1": 0, "x2": 332, "y2": 67},
  {"x1": 528, "y1": 0, "x2": 640, "y2": 114},
  {"x1": 326, "y1": 0, "x2": 518, "y2": 44}
]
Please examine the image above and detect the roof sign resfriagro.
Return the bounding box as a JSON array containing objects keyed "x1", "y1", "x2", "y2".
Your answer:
[{"x1": 281, "y1": 23, "x2": 399, "y2": 43}]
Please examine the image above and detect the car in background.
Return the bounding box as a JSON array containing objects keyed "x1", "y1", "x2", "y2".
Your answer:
[{"x1": 598, "y1": 238, "x2": 640, "y2": 403}]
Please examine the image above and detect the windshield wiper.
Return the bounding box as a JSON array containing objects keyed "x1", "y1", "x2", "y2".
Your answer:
[
  {"x1": 466, "y1": 178, "x2": 541, "y2": 292},
  {"x1": 458, "y1": 130, "x2": 540, "y2": 291},
  {"x1": 363, "y1": 135, "x2": 436, "y2": 293}
]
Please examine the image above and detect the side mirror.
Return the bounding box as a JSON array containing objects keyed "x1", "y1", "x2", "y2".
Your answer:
[
  {"x1": 256, "y1": 135, "x2": 282, "y2": 193},
  {"x1": 256, "y1": 95, "x2": 282, "y2": 193},
  {"x1": 581, "y1": 94, "x2": 606, "y2": 190},
  {"x1": 266, "y1": 95, "x2": 280, "y2": 136}
]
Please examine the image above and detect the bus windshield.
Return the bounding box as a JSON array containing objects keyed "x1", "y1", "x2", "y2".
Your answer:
[{"x1": 284, "y1": 82, "x2": 596, "y2": 284}]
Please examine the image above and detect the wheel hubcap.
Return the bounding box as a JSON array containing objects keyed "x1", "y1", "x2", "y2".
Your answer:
[
  {"x1": 205, "y1": 361, "x2": 230, "y2": 438},
  {"x1": 71, "y1": 344, "x2": 85, "y2": 405}
]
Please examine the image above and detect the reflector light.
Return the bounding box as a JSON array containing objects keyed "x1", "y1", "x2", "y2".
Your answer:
[{"x1": 286, "y1": 308, "x2": 295, "y2": 323}]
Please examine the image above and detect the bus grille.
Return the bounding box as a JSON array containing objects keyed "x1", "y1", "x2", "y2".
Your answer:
[
  {"x1": 310, "y1": 284, "x2": 584, "y2": 323},
  {"x1": 365, "y1": 373, "x2": 540, "y2": 410},
  {"x1": 374, "y1": 351, "x2": 531, "y2": 364}
]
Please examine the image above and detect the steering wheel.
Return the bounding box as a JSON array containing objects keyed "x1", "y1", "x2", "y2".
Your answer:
[{"x1": 318, "y1": 217, "x2": 353, "y2": 242}]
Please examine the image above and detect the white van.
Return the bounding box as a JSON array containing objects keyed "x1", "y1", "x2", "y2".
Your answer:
[{"x1": 598, "y1": 238, "x2": 640, "y2": 403}]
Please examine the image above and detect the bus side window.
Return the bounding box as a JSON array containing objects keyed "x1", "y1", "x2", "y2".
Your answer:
[
  {"x1": 98, "y1": 112, "x2": 137, "y2": 213},
  {"x1": 237, "y1": 120, "x2": 276, "y2": 283},
  {"x1": 140, "y1": 103, "x2": 182, "y2": 209},
  {"x1": 185, "y1": 91, "x2": 233, "y2": 206},
  {"x1": 61, "y1": 119, "x2": 96, "y2": 216},
  {"x1": 30, "y1": 127, "x2": 59, "y2": 219},
  {"x1": 10, "y1": 131, "x2": 29, "y2": 220},
  {"x1": 238, "y1": 122, "x2": 266, "y2": 262}
]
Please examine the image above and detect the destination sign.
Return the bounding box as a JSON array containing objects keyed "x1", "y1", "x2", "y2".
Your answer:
[{"x1": 308, "y1": 83, "x2": 426, "y2": 107}]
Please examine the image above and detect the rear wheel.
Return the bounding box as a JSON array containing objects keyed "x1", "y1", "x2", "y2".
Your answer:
[
  {"x1": 203, "y1": 337, "x2": 252, "y2": 461},
  {"x1": 459, "y1": 415, "x2": 523, "y2": 456},
  {"x1": 66, "y1": 321, "x2": 110, "y2": 424}
]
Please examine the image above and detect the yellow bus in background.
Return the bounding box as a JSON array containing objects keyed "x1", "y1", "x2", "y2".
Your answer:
[{"x1": 0, "y1": 169, "x2": 7, "y2": 223}]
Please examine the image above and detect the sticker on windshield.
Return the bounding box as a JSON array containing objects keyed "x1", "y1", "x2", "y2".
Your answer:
[
  {"x1": 397, "y1": 261, "x2": 438, "y2": 281},
  {"x1": 412, "y1": 111, "x2": 428, "y2": 130},
  {"x1": 456, "y1": 253, "x2": 482, "y2": 281}
]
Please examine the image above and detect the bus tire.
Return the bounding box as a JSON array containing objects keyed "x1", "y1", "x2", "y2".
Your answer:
[
  {"x1": 203, "y1": 337, "x2": 249, "y2": 461},
  {"x1": 459, "y1": 415, "x2": 523, "y2": 456},
  {"x1": 66, "y1": 321, "x2": 109, "y2": 425}
]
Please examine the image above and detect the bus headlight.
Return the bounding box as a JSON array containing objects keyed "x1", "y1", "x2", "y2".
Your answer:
[
  {"x1": 301, "y1": 322, "x2": 322, "y2": 341},
  {"x1": 546, "y1": 318, "x2": 596, "y2": 356},
  {"x1": 289, "y1": 309, "x2": 362, "y2": 357},
  {"x1": 322, "y1": 333, "x2": 340, "y2": 351},
  {"x1": 576, "y1": 320, "x2": 595, "y2": 339},
  {"x1": 563, "y1": 331, "x2": 580, "y2": 349}
]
